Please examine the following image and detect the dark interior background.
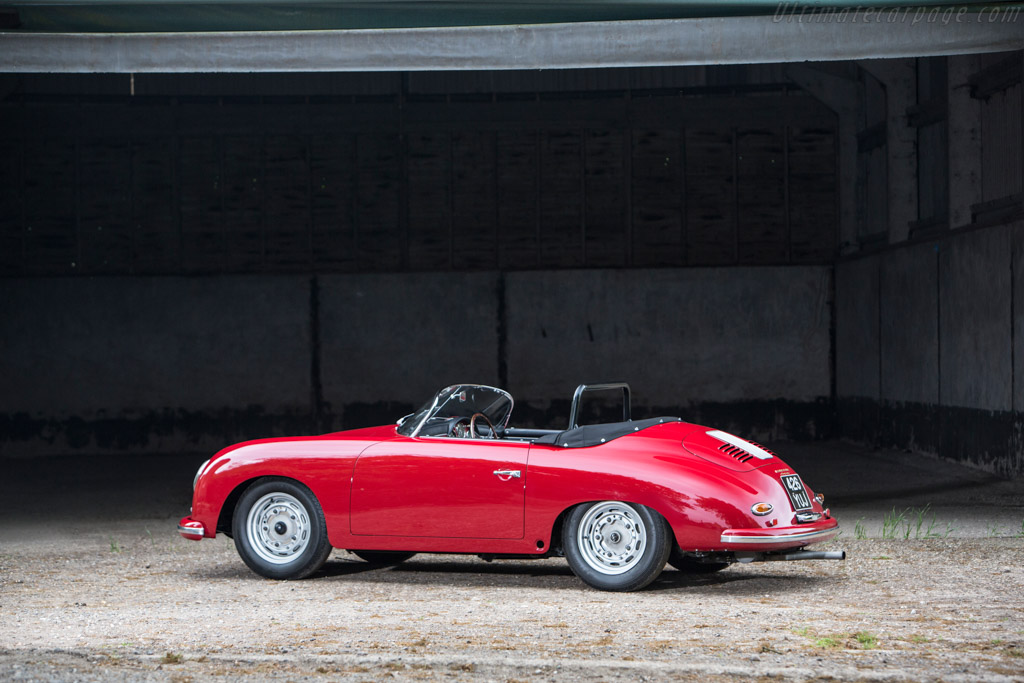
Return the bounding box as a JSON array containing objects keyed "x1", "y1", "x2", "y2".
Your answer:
[{"x1": 1, "y1": 54, "x2": 1021, "y2": 477}]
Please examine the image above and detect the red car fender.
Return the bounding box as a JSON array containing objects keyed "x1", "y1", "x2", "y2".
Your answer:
[
  {"x1": 191, "y1": 426, "x2": 398, "y2": 540},
  {"x1": 522, "y1": 423, "x2": 827, "y2": 553}
]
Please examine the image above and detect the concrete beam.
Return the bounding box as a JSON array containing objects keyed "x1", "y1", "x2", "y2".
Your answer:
[
  {"x1": 860, "y1": 59, "x2": 918, "y2": 243},
  {"x1": 786, "y1": 64, "x2": 861, "y2": 254},
  {"x1": 948, "y1": 53, "x2": 983, "y2": 228},
  {"x1": 2, "y1": 12, "x2": 1024, "y2": 73}
]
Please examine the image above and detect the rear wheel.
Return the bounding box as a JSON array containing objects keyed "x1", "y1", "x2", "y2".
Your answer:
[
  {"x1": 351, "y1": 550, "x2": 416, "y2": 566},
  {"x1": 563, "y1": 501, "x2": 671, "y2": 592},
  {"x1": 233, "y1": 478, "x2": 332, "y2": 580}
]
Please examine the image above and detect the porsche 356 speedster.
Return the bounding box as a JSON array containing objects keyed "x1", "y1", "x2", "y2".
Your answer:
[{"x1": 180, "y1": 383, "x2": 843, "y2": 591}]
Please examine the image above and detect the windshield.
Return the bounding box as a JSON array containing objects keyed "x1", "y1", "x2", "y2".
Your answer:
[{"x1": 397, "y1": 385, "x2": 514, "y2": 437}]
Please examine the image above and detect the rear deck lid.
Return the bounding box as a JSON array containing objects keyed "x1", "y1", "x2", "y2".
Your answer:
[{"x1": 682, "y1": 429, "x2": 779, "y2": 471}]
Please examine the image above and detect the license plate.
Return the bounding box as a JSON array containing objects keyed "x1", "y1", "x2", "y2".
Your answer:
[{"x1": 781, "y1": 474, "x2": 812, "y2": 511}]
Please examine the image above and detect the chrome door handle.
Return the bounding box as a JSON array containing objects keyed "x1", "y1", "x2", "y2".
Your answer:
[{"x1": 493, "y1": 469, "x2": 521, "y2": 478}]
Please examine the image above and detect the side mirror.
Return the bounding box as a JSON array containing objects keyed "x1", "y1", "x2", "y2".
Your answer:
[{"x1": 397, "y1": 413, "x2": 414, "y2": 427}]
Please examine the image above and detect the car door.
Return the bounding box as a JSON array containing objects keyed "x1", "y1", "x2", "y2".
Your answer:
[{"x1": 350, "y1": 437, "x2": 529, "y2": 539}]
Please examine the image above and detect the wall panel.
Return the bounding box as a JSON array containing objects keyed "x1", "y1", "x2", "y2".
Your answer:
[
  {"x1": 632, "y1": 128, "x2": 683, "y2": 266},
  {"x1": 0, "y1": 88, "x2": 837, "y2": 276},
  {"x1": 939, "y1": 226, "x2": 1012, "y2": 412},
  {"x1": 685, "y1": 128, "x2": 735, "y2": 264}
]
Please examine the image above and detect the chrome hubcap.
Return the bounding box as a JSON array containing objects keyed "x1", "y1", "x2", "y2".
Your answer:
[
  {"x1": 246, "y1": 492, "x2": 311, "y2": 565},
  {"x1": 577, "y1": 501, "x2": 647, "y2": 575}
]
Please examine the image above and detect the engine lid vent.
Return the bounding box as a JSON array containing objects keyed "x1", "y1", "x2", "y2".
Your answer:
[
  {"x1": 708, "y1": 430, "x2": 777, "y2": 462},
  {"x1": 682, "y1": 429, "x2": 778, "y2": 472},
  {"x1": 718, "y1": 442, "x2": 755, "y2": 463}
]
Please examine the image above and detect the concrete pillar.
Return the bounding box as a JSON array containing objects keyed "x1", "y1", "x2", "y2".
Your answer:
[
  {"x1": 786, "y1": 64, "x2": 861, "y2": 254},
  {"x1": 860, "y1": 59, "x2": 918, "y2": 244},
  {"x1": 947, "y1": 54, "x2": 983, "y2": 228}
]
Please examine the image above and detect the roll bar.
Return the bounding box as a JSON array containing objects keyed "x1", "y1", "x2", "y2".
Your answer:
[{"x1": 568, "y1": 382, "x2": 631, "y2": 429}]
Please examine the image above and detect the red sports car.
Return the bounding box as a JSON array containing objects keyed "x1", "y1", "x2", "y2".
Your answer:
[{"x1": 180, "y1": 383, "x2": 843, "y2": 591}]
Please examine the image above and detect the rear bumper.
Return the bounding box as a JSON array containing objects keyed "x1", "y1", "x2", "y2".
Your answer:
[
  {"x1": 178, "y1": 517, "x2": 207, "y2": 541},
  {"x1": 720, "y1": 517, "x2": 839, "y2": 551}
]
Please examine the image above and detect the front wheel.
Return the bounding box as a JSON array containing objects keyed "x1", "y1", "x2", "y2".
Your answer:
[
  {"x1": 233, "y1": 478, "x2": 332, "y2": 580},
  {"x1": 563, "y1": 501, "x2": 672, "y2": 592}
]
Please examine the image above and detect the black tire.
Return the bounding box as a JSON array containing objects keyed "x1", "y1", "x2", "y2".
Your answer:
[
  {"x1": 668, "y1": 546, "x2": 730, "y2": 574},
  {"x1": 351, "y1": 550, "x2": 417, "y2": 566},
  {"x1": 232, "y1": 478, "x2": 332, "y2": 580},
  {"x1": 563, "y1": 501, "x2": 672, "y2": 592}
]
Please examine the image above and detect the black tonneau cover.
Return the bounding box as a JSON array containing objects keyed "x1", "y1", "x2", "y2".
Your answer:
[{"x1": 534, "y1": 417, "x2": 681, "y2": 448}]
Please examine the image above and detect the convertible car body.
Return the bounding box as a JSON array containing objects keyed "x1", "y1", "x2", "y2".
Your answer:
[{"x1": 180, "y1": 383, "x2": 843, "y2": 591}]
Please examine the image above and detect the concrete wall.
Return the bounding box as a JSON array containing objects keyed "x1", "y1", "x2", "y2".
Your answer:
[
  {"x1": 1015, "y1": 227, "x2": 1024, "y2": 425},
  {"x1": 835, "y1": 258, "x2": 879, "y2": 401},
  {"x1": 319, "y1": 272, "x2": 501, "y2": 421},
  {"x1": 0, "y1": 265, "x2": 833, "y2": 455},
  {"x1": 836, "y1": 222, "x2": 1023, "y2": 476},
  {"x1": 0, "y1": 277, "x2": 313, "y2": 453},
  {"x1": 939, "y1": 228, "x2": 1013, "y2": 413},
  {"x1": 505, "y1": 267, "x2": 831, "y2": 403},
  {"x1": 880, "y1": 245, "x2": 938, "y2": 406}
]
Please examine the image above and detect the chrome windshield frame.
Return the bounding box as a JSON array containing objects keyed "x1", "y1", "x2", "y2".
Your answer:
[{"x1": 408, "y1": 384, "x2": 514, "y2": 439}]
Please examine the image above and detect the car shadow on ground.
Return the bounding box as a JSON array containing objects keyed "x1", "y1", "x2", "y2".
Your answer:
[
  {"x1": 317, "y1": 558, "x2": 579, "y2": 587},
  {"x1": 648, "y1": 568, "x2": 832, "y2": 594},
  {"x1": 188, "y1": 557, "x2": 835, "y2": 593},
  {"x1": 182, "y1": 557, "x2": 835, "y2": 593}
]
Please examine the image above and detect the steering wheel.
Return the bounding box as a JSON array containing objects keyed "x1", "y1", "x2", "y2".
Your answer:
[
  {"x1": 449, "y1": 417, "x2": 471, "y2": 439},
  {"x1": 470, "y1": 412, "x2": 498, "y2": 439}
]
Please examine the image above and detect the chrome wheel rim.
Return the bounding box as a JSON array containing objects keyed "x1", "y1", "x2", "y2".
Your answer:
[
  {"x1": 577, "y1": 501, "x2": 647, "y2": 575},
  {"x1": 246, "y1": 492, "x2": 311, "y2": 565}
]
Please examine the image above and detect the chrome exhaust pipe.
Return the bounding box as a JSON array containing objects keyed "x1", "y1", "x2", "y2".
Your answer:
[
  {"x1": 763, "y1": 550, "x2": 846, "y2": 562},
  {"x1": 735, "y1": 550, "x2": 846, "y2": 563}
]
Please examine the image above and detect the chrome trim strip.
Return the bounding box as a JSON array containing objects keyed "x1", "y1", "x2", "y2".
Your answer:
[
  {"x1": 720, "y1": 526, "x2": 838, "y2": 545},
  {"x1": 177, "y1": 524, "x2": 205, "y2": 537}
]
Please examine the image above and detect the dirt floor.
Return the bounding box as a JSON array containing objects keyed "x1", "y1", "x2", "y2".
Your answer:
[{"x1": 2, "y1": 441, "x2": 1023, "y2": 682}]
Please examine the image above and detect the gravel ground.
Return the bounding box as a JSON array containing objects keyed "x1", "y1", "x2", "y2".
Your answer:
[{"x1": 2, "y1": 443, "x2": 1023, "y2": 682}]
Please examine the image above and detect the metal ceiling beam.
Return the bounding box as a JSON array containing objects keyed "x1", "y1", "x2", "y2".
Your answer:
[{"x1": 2, "y1": 11, "x2": 1023, "y2": 73}]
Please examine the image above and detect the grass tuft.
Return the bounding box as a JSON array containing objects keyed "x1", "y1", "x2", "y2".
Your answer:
[
  {"x1": 854, "y1": 517, "x2": 867, "y2": 539},
  {"x1": 879, "y1": 505, "x2": 954, "y2": 539},
  {"x1": 855, "y1": 632, "x2": 878, "y2": 649}
]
